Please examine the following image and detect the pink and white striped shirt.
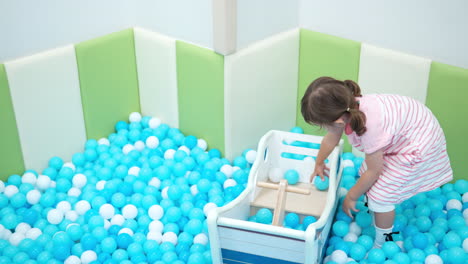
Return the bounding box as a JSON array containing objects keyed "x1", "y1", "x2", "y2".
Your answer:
[{"x1": 346, "y1": 94, "x2": 453, "y2": 204}]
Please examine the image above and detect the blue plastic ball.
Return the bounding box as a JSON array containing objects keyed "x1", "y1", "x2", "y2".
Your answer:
[
  {"x1": 314, "y1": 176, "x2": 329, "y2": 191},
  {"x1": 255, "y1": 208, "x2": 273, "y2": 224},
  {"x1": 284, "y1": 170, "x2": 299, "y2": 185}
]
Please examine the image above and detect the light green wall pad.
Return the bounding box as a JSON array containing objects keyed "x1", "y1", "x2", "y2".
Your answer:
[
  {"x1": 176, "y1": 41, "x2": 225, "y2": 153},
  {"x1": 0, "y1": 64, "x2": 25, "y2": 180},
  {"x1": 75, "y1": 29, "x2": 140, "y2": 140},
  {"x1": 426, "y1": 62, "x2": 468, "y2": 182},
  {"x1": 297, "y1": 29, "x2": 361, "y2": 152}
]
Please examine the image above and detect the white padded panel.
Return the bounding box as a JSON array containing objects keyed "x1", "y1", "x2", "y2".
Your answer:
[
  {"x1": 358, "y1": 43, "x2": 431, "y2": 103},
  {"x1": 5, "y1": 45, "x2": 86, "y2": 172},
  {"x1": 224, "y1": 29, "x2": 299, "y2": 159},
  {"x1": 134, "y1": 27, "x2": 179, "y2": 128}
]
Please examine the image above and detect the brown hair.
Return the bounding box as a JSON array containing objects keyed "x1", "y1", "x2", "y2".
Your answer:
[{"x1": 301, "y1": 76, "x2": 367, "y2": 136}]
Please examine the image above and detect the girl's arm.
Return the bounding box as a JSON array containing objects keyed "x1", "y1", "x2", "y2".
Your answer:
[
  {"x1": 342, "y1": 149, "x2": 384, "y2": 217},
  {"x1": 312, "y1": 125, "x2": 343, "y2": 181}
]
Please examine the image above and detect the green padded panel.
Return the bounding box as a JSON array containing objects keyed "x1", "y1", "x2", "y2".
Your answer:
[
  {"x1": 296, "y1": 29, "x2": 361, "y2": 152},
  {"x1": 0, "y1": 64, "x2": 25, "y2": 180},
  {"x1": 176, "y1": 41, "x2": 225, "y2": 153},
  {"x1": 75, "y1": 29, "x2": 140, "y2": 140},
  {"x1": 426, "y1": 62, "x2": 468, "y2": 181}
]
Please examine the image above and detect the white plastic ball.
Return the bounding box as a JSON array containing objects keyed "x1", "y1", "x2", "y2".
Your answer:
[
  {"x1": 111, "y1": 214, "x2": 125, "y2": 226},
  {"x1": 122, "y1": 204, "x2": 138, "y2": 219},
  {"x1": 342, "y1": 160, "x2": 355, "y2": 168},
  {"x1": 178, "y1": 146, "x2": 191, "y2": 155},
  {"x1": 99, "y1": 204, "x2": 115, "y2": 220},
  {"x1": 190, "y1": 185, "x2": 199, "y2": 196},
  {"x1": 26, "y1": 189, "x2": 41, "y2": 205},
  {"x1": 148, "y1": 178, "x2": 161, "y2": 189},
  {"x1": 193, "y1": 233, "x2": 209, "y2": 245},
  {"x1": 15, "y1": 223, "x2": 31, "y2": 234},
  {"x1": 425, "y1": 254, "x2": 443, "y2": 264},
  {"x1": 197, "y1": 139, "x2": 207, "y2": 150},
  {"x1": 128, "y1": 166, "x2": 140, "y2": 176},
  {"x1": 304, "y1": 156, "x2": 315, "y2": 165},
  {"x1": 22, "y1": 172, "x2": 37, "y2": 185},
  {"x1": 63, "y1": 162, "x2": 76, "y2": 171},
  {"x1": 56, "y1": 201, "x2": 72, "y2": 213},
  {"x1": 245, "y1": 150, "x2": 257, "y2": 164},
  {"x1": 148, "y1": 117, "x2": 161, "y2": 129},
  {"x1": 349, "y1": 222, "x2": 362, "y2": 235},
  {"x1": 50, "y1": 181, "x2": 56, "y2": 188},
  {"x1": 268, "y1": 167, "x2": 283, "y2": 183},
  {"x1": 81, "y1": 250, "x2": 97, "y2": 264},
  {"x1": 147, "y1": 231, "x2": 162, "y2": 243},
  {"x1": 118, "y1": 228, "x2": 134, "y2": 236},
  {"x1": 47, "y1": 209, "x2": 64, "y2": 225},
  {"x1": 330, "y1": 249, "x2": 348, "y2": 264},
  {"x1": 162, "y1": 232, "x2": 178, "y2": 245},
  {"x1": 463, "y1": 208, "x2": 468, "y2": 219},
  {"x1": 220, "y1": 164, "x2": 234, "y2": 178},
  {"x1": 25, "y1": 228, "x2": 42, "y2": 240},
  {"x1": 146, "y1": 136, "x2": 159, "y2": 149},
  {"x1": 2, "y1": 229, "x2": 12, "y2": 240},
  {"x1": 98, "y1": 138, "x2": 110, "y2": 146},
  {"x1": 446, "y1": 199, "x2": 462, "y2": 211},
  {"x1": 122, "y1": 144, "x2": 135, "y2": 155},
  {"x1": 463, "y1": 238, "x2": 468, "y2": 252},
  {"x1": 104, "y1": 219, "x2": 111, "y2": 230},
  {"x1": 134, "y1": 140, "x2": 145, "y2": 151},
  {"x1": 462, "y1": 193, "x2": 468, "y2": 203},
  {"x1": 223, "y1": 179, "x2": 237, "y2": 189},
  {"x1": 129, "y1": 112, "x2": 142, "y2": 123},
  {"x1": 75, "y1": 200, "x2": 91, "y2": 215},
  {"x1": 343, "y1": 232, "x2": 358, "y2": 242},
  {"x1": 4, "y1": 185, "x2": 19, "y2": 198},
  {"x1": 164, "y1": 149, "x2": 176, "y2": 160},
  {"x1": 0, "y1": 181, "x2": 4, "y2": 192},
  {"x1": 36, "y1": 175, "x2": 51, "y2": 191},
  {"x1": 72, "y1": 173, "x2": 87, "y2": 188},
  {"x1": 232, "y1": 166, "x2": 241, "y2": 172},
  {"x1": 161, "y1": 186, "x2": 169, "y2": 199},
  {"x1": 148, "y1": 205, "x2": 164, "y2": 220},
  {"x1": 9, "y1": 232, "x2": 25, "y2": 246},
  {"x1": 65, "y1": 211, "x2": 79, "y2": 222},
  {"x1": 68, "y1": 187, "x2": 81, "y2": 197},
  {"x1": 203, "y1": 202, "x2": 218, "y2": 217},
  {"x1": 396, "y1": 241, "x2": 404, "y2": 250},
  {"x1": 95, "y1": 180, "x2": 106, "y2": 191},
  {"x1": 149, "y1": 220, "x2": 164, "y2": 233},
  {"x1": 64, "y1": 255, "x2": 81, "y2": 264}
]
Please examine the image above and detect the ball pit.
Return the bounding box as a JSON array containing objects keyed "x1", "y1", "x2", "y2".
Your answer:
[{"x1": 0, "y1": 115, "x2": 466, "y2": 263}]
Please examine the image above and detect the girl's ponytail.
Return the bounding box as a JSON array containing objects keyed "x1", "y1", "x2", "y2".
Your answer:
[
  {"x1": 344, "y1": 80, "x2": 362, "y2": 97},
  {"x1": 348, "y1": 102, "x2": 366, "y2": 136}
]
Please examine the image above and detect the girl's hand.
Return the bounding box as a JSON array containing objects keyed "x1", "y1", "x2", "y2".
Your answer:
[
  {"x1": 310, "y1": 162, "x2": 329, "y2": 182},
  {"x1": 342, "y1": 193, "x2": 359, "y2": 218}
]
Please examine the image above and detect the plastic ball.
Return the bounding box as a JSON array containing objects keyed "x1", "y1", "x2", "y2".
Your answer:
[
  {"x1": 162, "y1": 232, "x2": 178, "y2": 245},
  {"x1": 330, "y1": 249, "x2": 348, "y2": 264},
  {"x1": 122, "y1": 204, "x2": 138, "y2": 219},
  {"x1": 284, "y1": 169, "x2": 300, "y2": 185},
  {"x1": 147, "y1": 231, "x2": 163, "y2": 243},
  {"x1": 285, "y1": 212, "x2": 300, "y2": 228},
  {"x1": 446, "y1": 199, "x2": 462, "y2": 211},
  {"x1": 245, "y1": 150, "x2": 257, "y2": 164},
  {"x1": 255, "y1": 208, "x2": 273, "y2": 224},
  {"x1": 148, "y1": 205, "x2": 164, "y2": 220},
  {"x1": 36, "y1": 175, "x2": 51, "y2": 191},
  {"x1": 314, "y1": 176, "x2": 329, "y2": 191},
  {"x1": 99, "y1": 204, "x2": 115, "y2": 220},
  {"x1": 4, "y1": 185, "x2": 19, "y2": 198},
  {"x1": 425, "y1": 254, "x2": 443, "y2": 264},
  {"x1": 367, "y1": 248, "x2": 385, "y2": 263},
  {"x1": 81, "y1": 250, "x2": 97, "y2": 264},
  {"x1": 47, "y1": 209, "x2": 64, "y2": 225},
  {"x1": 268, "y1": 167, "x2": 283, "y2": 183},
  {"x1": 349, "y1": 244, "x2": 366, "y2": 261},
  {"x1": 333, "y1": 221, "x2": 350, "y2": 237},
  {"x1": 22, "y1": 172, "x2": 37, "y2": 185},
  {"x1": 64, "y1": 255, "x2": 81, "y2": 264},
  {"x1": 25, "y1": 227, "x2": 42, "y2": 240},
  {"x1": 75, "y1": 200, "x2": 91, "y2": 215}
]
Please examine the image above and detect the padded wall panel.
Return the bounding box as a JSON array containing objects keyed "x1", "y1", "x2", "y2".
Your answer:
[
  {"x1": 76, "y1": 29, "x2": 140, "y2": 140},
  {"x1": 4, "y1": 46, "x2": 86, "y2": 172},
  {"x1": 224, "y1": 29, "x2": 299, "y2": 159},
  {"x1": 297, "y1": 29, "x2": 361, "y2": 151},
  {"x1": 426, "y1": 62, "x2": 468, "y2": 181},
  {"x1": 0, "y1": 64, "x2": 24, "y2": 180},
  {"x1": 358, "y1": 43, "x2": 431, "y2": 103},
  {"x1": 176, "y1": 41, "x2": 225, "y2": 153},
  {"x1": 134, "y1": 28, "x2": 178, "y2": 127}
]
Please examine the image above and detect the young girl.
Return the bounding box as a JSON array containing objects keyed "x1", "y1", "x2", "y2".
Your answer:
[{"x1": 301, "y1": 76, "x2": 453, "y2": 248}]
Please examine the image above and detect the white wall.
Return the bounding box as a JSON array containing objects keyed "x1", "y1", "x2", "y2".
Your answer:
[
  {"x1": 299, "y1": 0, "x2": 468, "y2": 69},
  {"x1": 0, "y1": 0, "x2": 135, "y2": 62},
  {"x1": 135, "y1": 0, "x2": 213, "y2": 49},
  {"x1": 237, "y1": 0, "x2": 299, "y2": 50},
  {"x1": 0, "y1": 0, "x2": 213, "y2": 62}
]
